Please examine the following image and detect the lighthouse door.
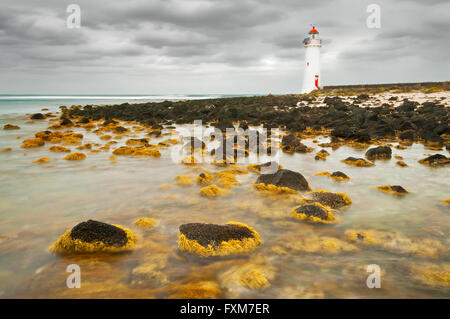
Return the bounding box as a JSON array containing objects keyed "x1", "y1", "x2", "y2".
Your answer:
[{"x1": 315, "y1": 75, "x2": 319, "y2": 89}]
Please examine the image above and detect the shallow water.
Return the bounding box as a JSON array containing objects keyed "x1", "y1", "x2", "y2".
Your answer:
[{"x1": 0, "y1": 98, "x2": 449, "y2": 298}]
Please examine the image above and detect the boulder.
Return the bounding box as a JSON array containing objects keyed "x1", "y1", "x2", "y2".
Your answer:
[
  {"x1": 50, "y1": 220, "x2": 137, "y2": 254},
  {"x1": 178, "y1": 222, "x2": 261, "y2": 256},
  {"x1": 365, "y1": 146, "x2": 392, "y2": 160},
  {"x1": 30, "y1": 113, "x2": 45, "y2": 120},
  {"x1": 256, "y1": 169, "x2": 310, "y2": 192},
  {"x1": 306, "y1": 190, "x2": 352, "y2": 209},
  {"x1": 418, "y1": 154, "x2": 450, "y2": 167}
]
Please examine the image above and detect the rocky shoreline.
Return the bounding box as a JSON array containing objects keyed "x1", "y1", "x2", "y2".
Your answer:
[{"x1": 57, "y1": 90, "x2": 449, "y2": 151}]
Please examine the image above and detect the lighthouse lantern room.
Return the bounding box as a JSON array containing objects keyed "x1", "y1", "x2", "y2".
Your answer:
[{"x1": 301, "y1": 26, "x2": 322, "y2": 94}]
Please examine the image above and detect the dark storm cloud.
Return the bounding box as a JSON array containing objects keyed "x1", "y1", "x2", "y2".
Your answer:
[{"x1": 0, "y1": 0, "x2": 448, "y2": 93}]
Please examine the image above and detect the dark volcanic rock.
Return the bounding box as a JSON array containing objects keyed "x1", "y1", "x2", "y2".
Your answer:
[
  {"x1": 295, "y1": 205, "x2": 328, "y2": 220},
  {"x1": 390, "y1": 185, "x2": 408, "y2": 194},
  {"x1": 331, "y1": 171, "x2": 349, "y2": 179},
  {"x1": 308, "y1": 191, "x2": 351, "y2": 209},
  {"x1": 420, "y1": 130, "x2": 444, "y2": 144},
  {"x1": 103, "y1": 119, "x2": 118, "y2": 126},
  {"x1": 256, "y1": 169, "x2": 310, "y2": 191},
  {"x1": 179, "y1": 223, "x2": 254, "y2": 248},
  {"x1": 30, "y1": 113, "x2": 45, "y2": 120},
  {"x1": 365, "y1": 146, "x2": 392, "y2": 160},
  {"x1": 77, "y1": 117, "x2": 90, "y2": 124},
  {"x1": 281, "y1": 134, "x2": 301, "y2": 151},
  {"x1": 399, "y1": 130, "x2": 415, "y2": 141},
  {"x1": 70, "y1": 220, "x2": 128, "y2": 247},
  {"x1": 251, "y1": 161, "x2": 280, "y2": 174},
  {"x1": 419, "y1": 154, "x2": 450, "y2": 166},
  {"x1": 60, "y1": 118, "x2": 72, "y2": 126},
  {"x1": 294, "y1": 143, "x2": 309, "y2": 153}
]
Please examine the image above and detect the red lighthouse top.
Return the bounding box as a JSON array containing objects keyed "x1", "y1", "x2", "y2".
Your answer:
[{"x1": 309, "y1": 26, "x2": 319, "y2": 34}]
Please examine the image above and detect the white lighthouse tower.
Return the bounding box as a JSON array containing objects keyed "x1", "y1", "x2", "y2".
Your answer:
[{"x1": 301, "y1": 26, "x2": 322, "y2": 93}]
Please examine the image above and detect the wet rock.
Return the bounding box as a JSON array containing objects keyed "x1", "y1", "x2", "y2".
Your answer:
[
  {"x1": 281, "y1": 134, "x2": 301, "y2": 152},
  {"x1": 294, "y1": 204, "x2": 328, "y2": 219},
  {"x1": 418, "y1": 154, "x2": 449, "y2": 167},
  {"x1": 71, "y1": 220, "x2": 127, "y2": 246},
  {"x1": 255, "y1": 169, "x2": 310, "y2": 192},
  {"x1": 306, "y1": 190, "x2": 352, "y2": 209},
  {"x1": 199, "y1": 184, "x2": 225, "y2": 197},
  {"x1": 3, "y1": 124, "x2": 20, "y2": 130},
  {"x1": 178, "y1": 222, "x2": 261, "y2": 256},
  {"x1": 60, "y1": 118, "x2": 73, "y2": 126},
  {"x1": 330, "y1": 171, "x2": 350, "y2": 181},
  {"x1": 294, "y1": 143, "x2": 313, "y2": 153},
  {"x1": 399, "y1": 130, "x2": 415, "y2": 141},
  {"x1": 291, "y1": 202, "x2": 337, "y2": 223},
  {"x1": 64, "y1": 152, "x2": 86, "y2": 160},
  {"x1": 396, "y1": 160, "x2": 408, "y2": 167},
  {"x1": 133, "y1": 217, "x2": 155, "y2": 230},
  {"x1": 103, "y1": 119, "x2": 118, "y2": 126},
  {"x1": 446, "y1": 142, "x2": 450, "y2": 151},
  {"x1": 21, "y1": 138, "x2": 45, "y2": 148},
  {"x1": 30, "y1": 113, "x2": 45, "y2": 120},
  {"x1": 50, "y1": 220, "x2": 137, "y2": 254},
  {"x1": 77, "y1": 117, "x2": 90, "y2": 124},
  {"x1": 248, "y1": 161, "x2": 281, "y2": 174},
  {"x1": 376, "y1": 185, "x2": 409, "y2": 195},
  {"x1": 341, "y1": 157, "x2": 374, "y2": 167},
  {"x1": 365, "y1": 146, "x2": 392, "y2": 160}
]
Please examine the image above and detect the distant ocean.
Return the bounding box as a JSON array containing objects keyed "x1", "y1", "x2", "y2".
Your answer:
[{"x1": 0, "y1": 94, "x2": 257, "y2": 115}]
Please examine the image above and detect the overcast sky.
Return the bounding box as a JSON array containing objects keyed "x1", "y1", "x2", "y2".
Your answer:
[{"x1": 0, "y1": 0, "x2": 449, "y2": 94}]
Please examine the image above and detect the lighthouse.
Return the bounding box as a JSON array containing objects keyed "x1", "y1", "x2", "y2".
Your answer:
[{"x1": 301, "y1": 26, "x2": 322, "y2": 94}]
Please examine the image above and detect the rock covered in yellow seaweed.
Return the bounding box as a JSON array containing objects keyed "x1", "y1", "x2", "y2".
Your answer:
[
  {"x1": 247, "y1": 161, "x2": 281, "y2": 173},
  {"x1": 133, "y1": 217, "x2": 156, "y2": 230},
  {"x1": 21, "y1": 137, "x2": 45, "y2": 148},
  {"x1": 64, "y1": 152, "x2": 86, "y2": 160},
  {"x1": 376, "y1": 185, "x2": 409, "y2": 196},
  {"x1": 418, "y1": 154, "x2": 449, "y2": 167},
  {"x1": 409, "y1": 263, "x2": 450, "y2": 288},
  {"x1": 396, "y1": 160, "x2": 408, "y2": 167},
  {"x1": 178, "y1": 222, "x2": 261, "y2": 257},
  {"x1": 218, "y1": 259, "x2": 275, "y2": 292},
  {"x1": 345, "y1": 229, "x2": 447, "y2": 258},
  {"x1": 291, "y1": 202, "x2": 337, "y2": 224},
  {"x1": 341, "y1": 157, "x2": 374, "y2": 167},
  {"x1": 255, "y1": 169, "x2": 310, "y2": 192},
  {"x1": 33, "y1": 157, "x2": 52, "y2": 164},
  {"x1": 113, "y1": 146, "x2": 161, "y2": 157},
  {"x1": 199, "y1": 184, "x2": 225, "y2": 197},
  {"x1": 175, "y1": 175, "x2": 194, "y2": 187},
  {"x1": 49, "y1": 145, "x2": 71, "y2": 153},
  {"x1": 304, "y1": 190, "x2": 352, "y2": 209},
  {"x1": 215, "y1": 171, "x2": 239, "y2": 188},
  {"x1": 197, "y1": 172, "x2": 214, "y2": 186},
  {"x1": 169, "y1": 281, "x2": 222, "y2": 299},
  {"x1": 3, "y1": 124, "x2": 20, "y2": 130},
  {"x1": 365, "y1": 146, "x2": 392, "y2": 160},
  {"x1": 50, "y1": 220, "x2": 137, "y2": 254}
]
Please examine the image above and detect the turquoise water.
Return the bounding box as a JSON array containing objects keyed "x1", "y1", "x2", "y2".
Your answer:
[
  {"x1": 0, "y1": 96, "x2": 449, "y2": 298},
  {"x1": 0, "y1": 94, "x2": 257, "y2": 115}
]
